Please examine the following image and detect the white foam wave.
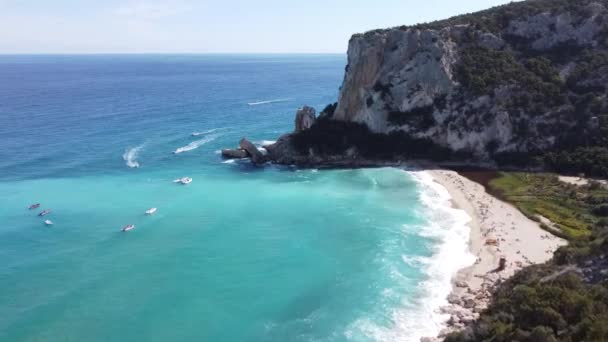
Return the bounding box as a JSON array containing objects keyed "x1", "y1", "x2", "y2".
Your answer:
[
  {"x1": 123, "y1": 144, "x2": 145, "y2": 168},
  {"x1": 247, "y1": 98, "x2": 291, "y2": 106},
  {"x1": 173, "y1": 135, "x2": 218, "y2": 154},
  {"x1": 349, "y1": 170, "x2": 476, "y2": 342},
  {"x1": 222, "y1": 159, "x2": 236, "y2": 164},
  {"x1": 254, "y1": 140, "x2": 276, "y2": 146}
]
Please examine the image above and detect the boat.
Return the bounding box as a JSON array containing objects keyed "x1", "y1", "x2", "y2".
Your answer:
[
  {"x1": 145, "y1": 207, "x2": 157, "y2": 215},
  {"x1": 173, "y1": 177, "x2": 192, "y2": 185},
  {"x1": 38, "y1": 209, "x2": 52, "y2": 217},
  {"x1": 121, "y1": 224, "x2": 135, "y2": 232},
  {"x1": 44, "y1": 220, "x2": 53, "y2": 226},
  {"x1": 28, "y1": 203, "x2": 41, "y2": 210}
]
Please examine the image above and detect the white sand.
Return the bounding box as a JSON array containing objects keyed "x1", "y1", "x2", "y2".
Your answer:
[
  {"x1": 559, "y1": 175, "x2": 607, "y2": 187},
  {"x1": 426, "y1": 170, "x2": 567, "y2": 338}
]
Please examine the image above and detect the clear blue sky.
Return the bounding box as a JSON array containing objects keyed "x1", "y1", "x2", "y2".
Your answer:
[{"x1": 0, "y1": 0, "x2": 517, "y2": 53}]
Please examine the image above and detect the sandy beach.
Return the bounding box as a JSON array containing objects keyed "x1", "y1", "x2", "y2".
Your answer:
[{"x1": 426, "y1": 169, "x2": 567, "y2": 338}]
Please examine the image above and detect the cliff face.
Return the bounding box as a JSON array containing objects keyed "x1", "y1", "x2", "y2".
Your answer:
[{"x1": 329, "y1": 0, "x2": 608, "y2": 160}]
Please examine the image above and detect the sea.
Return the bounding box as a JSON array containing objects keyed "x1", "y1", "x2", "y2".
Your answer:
[{"x1": 0, "y1": 54, "x2": 474, "y2": 342}]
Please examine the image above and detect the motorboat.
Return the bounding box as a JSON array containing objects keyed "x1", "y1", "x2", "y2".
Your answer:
[
  {"x1": 44, "y1": 220, "x2": 53, "y2": 226},
  {"x1": 173, "y1": 177, "x2": 192, "y2": 185},
  {"x1": 28, "y1": 203, "x2": 41, "y2": 210},
  {"x1": 145, "y1": 207, "x2": 157, "y2": 215},
  {"x1": 38, "y1": 209, "x2": 52, "y2": 217},
  {"x1": 122, "y1": 224, "x2": 135, "y2": 232}
]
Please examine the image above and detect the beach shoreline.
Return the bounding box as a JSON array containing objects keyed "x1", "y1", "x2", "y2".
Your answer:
[{"x1": 421, "y1": 169, "x2": 567, "y2": 340}]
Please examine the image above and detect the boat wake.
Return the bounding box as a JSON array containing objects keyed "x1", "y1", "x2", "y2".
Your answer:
[
  {"x1": 123, "y1": 144, "x2": 145, "y2": 168},
  {"x1": 247, "y1": 98, "x2": 291, "y2": 106},
  {"x1": 173, "y1": 135, "x2": 218, "y2": 154},
  {"x1": 191, "y1": 127, "x2": 227, "y2": 137}
]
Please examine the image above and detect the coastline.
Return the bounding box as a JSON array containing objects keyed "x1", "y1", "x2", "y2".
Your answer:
[{"x1": 424, "y1": 169, "x2": 567, "y2": 340}]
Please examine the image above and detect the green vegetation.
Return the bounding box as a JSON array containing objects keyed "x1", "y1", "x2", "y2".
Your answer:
[
  {"x1": 387, "y1": 105, "x2": 436, "y2": 129},
  {"x1": 447, "y1": 171, "x2": 608, "y2": 342},
  {"x1": 454, "y1": 47, "x2": 524, "y2": 95},
  {"x1": 320, "y1": 102, "x2": 337, "y2": 118},
  {"x1": 445, "y1": 261, "x2": 608, "y2": 342},
  {"x1": 407, "y1": 0, "x2": 603, "y2": 36},
  {"x1": 487, "y1": 172, "x2": 608, "y2": 238},
  {"x1": 290, "y1": 117, "x2": 458, "y2": 161},
  {"x1": 435, "y1": 1, "x2": 608, "y2": 178}
]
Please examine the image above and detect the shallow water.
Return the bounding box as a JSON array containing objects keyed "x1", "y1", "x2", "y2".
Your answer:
[{"x1": 0, "y1": 55, "x2": 472, "y2": 341}]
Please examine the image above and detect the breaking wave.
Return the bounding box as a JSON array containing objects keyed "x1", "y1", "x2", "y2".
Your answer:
[
  {"x1": 123, "y1": 144, "x2": 145, "y2": 168},
  {"x1": 348, "y1": 170, "x2": 475, "y2": 342}
]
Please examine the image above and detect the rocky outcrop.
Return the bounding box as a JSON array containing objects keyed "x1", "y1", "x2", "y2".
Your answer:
[
  {"x1": 294, "y1": 106, "x2": 317, "y2": 132},
  {"x1": 239, "y1": 138, "x2": 266, "y2": 165},
  {"x1": 227, "y1": 1, "x2": 608, "y2": 168},
  {"x1": 221, "y1": 148, "x2": 248, "y2": 159},
  {"x1": 327, "y1": 0, "x2": 608, "y2": 160}
]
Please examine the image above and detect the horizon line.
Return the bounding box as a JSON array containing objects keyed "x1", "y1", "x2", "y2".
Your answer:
[{"x1": 0, "y1": 52, "x2": 347, "y2": 56}]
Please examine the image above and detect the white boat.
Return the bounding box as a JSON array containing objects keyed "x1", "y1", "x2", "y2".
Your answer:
[
  {"x1": 44, "y1": 220, "x2": 53, "y2": 226},
  {"x1": 122, "y1": 224, "x2": 135, "y2": 232},
  {"x1": 173, "y1": 177, "x2": 192, "y2": 185},
  {"x1": 145, "y1": 207, "x2": 157, "y2": 215}
]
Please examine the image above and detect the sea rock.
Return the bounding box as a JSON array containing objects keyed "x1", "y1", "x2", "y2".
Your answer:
[
  {"x1": 447, "y1": 294, "x2": 462, "y2": 305},
  {"x1": 294, "y1": 106, "x2": 317, "y2": 132},
  {"x1": 462, "y1": 295, "x2": 476, "y2": 309},
  {"x1": 239, "y1": 138, "x2": 266, "y2": 165},
  {"x1": 455, "y1": 281, "x2": 469, "y2": 288},
  {"x1": 221, "y1": 148, "x2": 248, "y2": 159}
]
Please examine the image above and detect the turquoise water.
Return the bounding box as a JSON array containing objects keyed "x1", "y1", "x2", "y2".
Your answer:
[{"x1": 0, "y1": 55, "x2": 472, "y2": 341}]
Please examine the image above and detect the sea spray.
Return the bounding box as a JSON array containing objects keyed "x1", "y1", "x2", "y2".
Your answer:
[
  {"x1": 173, "y1": 135, "x2": 218, "y2": 154},
  {"x1": 123, "y1": 144, "x2": 145, "y2": 168},
  {"x1": 350, "y1": 170, "x2": 476, "y2": 342}
]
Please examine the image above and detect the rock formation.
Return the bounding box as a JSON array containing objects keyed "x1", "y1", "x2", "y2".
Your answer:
[
  {"x1": 330, "y1": 1, "x2": 608, "y2": 160},
  {"x1": 294, "y1": 106, "x2": 317, "y2": 132},
  {"x1": 227, "y1": 0, "x2": 608, "y2": 171},
  {"x1": 261, "y1": 0, "x2": 608, "y2": 168},
  {"x1": 239, "y1": 138, "x2": 266, "y2": 165},
  {"x1": 221, "y1": 148, "x2": 248, "y2": 159}
]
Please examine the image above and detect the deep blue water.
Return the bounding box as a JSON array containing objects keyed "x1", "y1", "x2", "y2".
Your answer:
[{"x1": 0, "y1": 55, "x2": 472, "y2": 342}]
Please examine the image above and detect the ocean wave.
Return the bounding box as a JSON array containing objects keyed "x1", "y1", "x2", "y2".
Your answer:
[
  {"x1": 349, "y1": 170, "x2": 475, "y2": 342},
  {"x1": 173, "y1": 135, "x2": 218, "y2": 154},
  {"x1": 123, "y1": 144, "x2": 145, "y2": 168},
  {"x1": 247, "y1": 98, "x2": 291, "y2": 106},
  {"x1": 254, "y1": 140, "x2": 276, "y2": 146}
]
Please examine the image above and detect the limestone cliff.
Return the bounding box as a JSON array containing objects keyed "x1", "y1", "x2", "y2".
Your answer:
[
  {"x1": 331, "y1": 0, "x2": 608, "y2": 160},
  {"x1": 265, "y1": 0, "x2": 608, "y2": 170}
]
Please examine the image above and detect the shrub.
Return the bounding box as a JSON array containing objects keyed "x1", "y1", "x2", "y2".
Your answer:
[
  {"x1": 291, "y1": 117, "x2": 455, "y2": 161},
  {"x1": 593, "y1": 204, "x2": 608, "y2": 217}
]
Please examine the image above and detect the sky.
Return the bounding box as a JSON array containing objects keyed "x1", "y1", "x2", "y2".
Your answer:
[{"x1": 0, "y1": 0, "x2": 517, "y2": 54}]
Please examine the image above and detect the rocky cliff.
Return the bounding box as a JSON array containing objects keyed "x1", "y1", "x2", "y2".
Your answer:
[{"x1": 263, "y1": 0, "x2": 608, "y2": 173}]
